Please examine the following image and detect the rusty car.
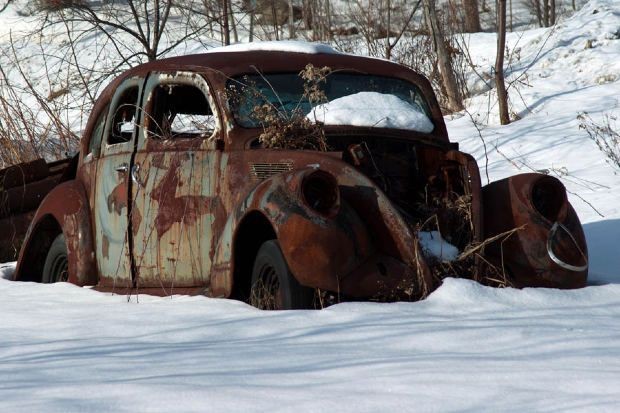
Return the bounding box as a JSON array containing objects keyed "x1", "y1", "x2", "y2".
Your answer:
[{"x1": 0, "y1": 42, "x2": 589, "y2": 309}]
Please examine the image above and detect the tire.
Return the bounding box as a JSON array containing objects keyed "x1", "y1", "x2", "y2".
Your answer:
[
  {"x1": 250, "y1": 240, "x2": 314, "y2": 310},
  {"x1": 42, "y1": 233, "x2": 69, "y2": 283}
]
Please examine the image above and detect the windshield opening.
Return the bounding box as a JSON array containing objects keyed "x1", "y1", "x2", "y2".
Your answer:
[{"x1": 226, "y1": 72, "x2": 434, "y2": 133}]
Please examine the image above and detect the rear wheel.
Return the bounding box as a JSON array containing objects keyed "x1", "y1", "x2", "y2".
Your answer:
[
  {"x1": 250, "y1": 240, "x2": 314, "y2": 310},
  {"x1": 42, "y1": 233, "x2": 68, "y2": 283}
]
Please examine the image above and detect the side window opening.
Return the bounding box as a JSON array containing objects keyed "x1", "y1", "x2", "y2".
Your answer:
[
  {"x1": 109, "y1": 87, "x2": 139, "y2": 145},
  {"x1": 147, "y1": 83, "x2": 215, "y2": 140}
]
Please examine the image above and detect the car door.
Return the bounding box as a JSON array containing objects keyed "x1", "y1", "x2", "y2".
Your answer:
[
  {"x1": 94, "y1": 76, "x2": 144, "y2": 287},
  {"x1": 131, "y1": 71, "x2": 224, "y2": 289}
]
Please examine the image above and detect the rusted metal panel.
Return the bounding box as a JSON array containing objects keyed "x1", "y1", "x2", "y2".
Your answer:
[
  {"x1": 482, "y1": 173, "x2": 588, "y2": 288},
  {"x1": 93, "y1": 76, "x2": 143, "y2": 288},
  {"x1": 0, "y1": 159, "x2": 49, "y2": 189},
  {"x1": 14, "y1": 180, "x2": 97, "y2": 286},
  {"x1": 126, "y1": 71, "x2": 227, "y2": 290},
  {"x1": 209, "y1": 149, "x2": 438, "y2": 300},
  {"x1": 0, "y1": 157, "x2": 73, "y2": 264},
  {"x1": 94, "y1": 151, "x2": 133, "y2": 287},
  {"x1": 131, "y1": 149, "x2": 225, "y2": 288},
  {"x1": 0, "y1": 212, "x2": 34, "y2": 262}
]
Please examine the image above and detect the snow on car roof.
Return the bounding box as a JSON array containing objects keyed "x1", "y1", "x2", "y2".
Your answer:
[{"x1": 206, "y1": 40, "x2": 341, "y2": 55}]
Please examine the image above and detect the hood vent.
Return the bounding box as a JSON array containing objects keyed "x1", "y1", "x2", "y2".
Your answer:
[{"x1": 250, "y1": 162, "x2": 293, "y2": 181}]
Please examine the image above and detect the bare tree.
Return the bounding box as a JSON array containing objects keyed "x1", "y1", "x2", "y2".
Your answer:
[
  {"x1": 45, "y1": 1, "x2": 215, "y2": 63},
  {"x1": 423, "y1": 0, "x2": 463, "y2": 112},
  {"x1": 288, "y1": 0, "x2": 295, "y2": 38},
  {"x1": 549, "y1": 0, "x2": 556, "y2": 25},
  {"x1": 495, "y1": 0, "x2": 510, "y2": 125},
  {"x1": 0, "y1": 38, "x2": 80, "y2": 166},
  {"x1": 462, "y1": 0, "x2": 480, "y2": 32},
  {"x1": 384, "y1": 0, "x2": 420, "y2": 60},
  {"x1": 221, "y1": 0, "x2": 231, "y2": 44},
  {"x1": 0, "y1": 0, "x2": 221, "y2": 166},
  {"x1": 526, "y1": 0, "x2": 556, "y2": 27}
]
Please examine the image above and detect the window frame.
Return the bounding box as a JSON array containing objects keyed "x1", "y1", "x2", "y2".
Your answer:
[
  {"x1": 101, "y1": 76, "x2": 144, "y2": 157},
  {"x1": 139, "y1": 71, "x2": 220, "y2": 145}
]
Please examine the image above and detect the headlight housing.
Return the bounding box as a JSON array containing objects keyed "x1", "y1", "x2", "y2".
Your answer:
[
  {"x1": 531, "y1": 175, "x2": 566, "y2": 222},
  {"x1": 302, "y1": 170, "x2": 340, "y2": 217}
]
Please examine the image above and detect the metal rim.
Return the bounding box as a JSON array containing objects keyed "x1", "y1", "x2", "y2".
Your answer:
[
  {"x1": 49, "y1": 253, "x2": 69, "y2": 283},
  {"x1": 251, "y1": 263, "x2": 282, "y2": 310}
]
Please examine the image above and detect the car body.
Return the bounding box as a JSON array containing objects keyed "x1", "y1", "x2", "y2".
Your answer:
[{"x1": 4, "y1": 42, "x2": 588, "y2": 308}]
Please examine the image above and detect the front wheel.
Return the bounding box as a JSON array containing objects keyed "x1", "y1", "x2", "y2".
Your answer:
[
  {"x1": 250, "y1": 240, "x2": 314, "y2": 310},
  {"x1": 42, "y1": 233, "x2": 69, "y2": 283}
]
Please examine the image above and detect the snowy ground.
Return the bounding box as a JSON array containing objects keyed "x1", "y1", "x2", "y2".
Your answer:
[
  {"x1": 1, "y1": 273, "x2": 620, "y2": 413},
  {"x1": 1, "y1": 0, "x2": 620, "y2": 411}
]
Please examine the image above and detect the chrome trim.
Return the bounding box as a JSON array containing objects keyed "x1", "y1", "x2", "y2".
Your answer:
[
  {"x1": 131, "y1": 164, "x2": 143, "y2": 188},
  {"x1": 547, "y1": 222, "x2": 588, "y2": 272}
]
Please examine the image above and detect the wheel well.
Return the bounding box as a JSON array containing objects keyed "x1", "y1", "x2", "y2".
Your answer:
[
  {"x1": 231, "y1": 211, "x2": 276, "y2": 301},
  {"x1": 17, "y1": 215, "x2": 62, "y2": 282}
]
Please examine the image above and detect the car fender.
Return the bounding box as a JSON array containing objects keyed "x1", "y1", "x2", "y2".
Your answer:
[
  {"x1": 482, "y1": 173, "x2": 588, "y2": 288},
  {"x1": 14, "y1": 180, "x2": 97, "y2": 286},
  {"x1": 209, "y1": 167, "x2": 373, "y2": 298}
]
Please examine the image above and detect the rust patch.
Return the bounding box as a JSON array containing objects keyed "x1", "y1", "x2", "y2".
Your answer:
[
  {"x1": 131, "y1": 204, "x2": 143, "y2": 237},
  {"x1": 102, "y1": 233, "x2": 110, "y2": 260},
  {"x1": 107, "y1": 180, "x2": 128, "y2": 215},
  {"x1": 150, "y1": 154, "x2": 216, "y2": 238}
]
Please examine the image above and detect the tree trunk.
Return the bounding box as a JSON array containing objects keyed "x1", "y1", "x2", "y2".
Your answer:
[
  {"x1": 423, "y1": 0, "x2": 463, "y2": 112},
  {"x1": 326, "y1": 0, "x2": 332, "y2": 39},
  {"x1": 534, "y1": 0, "x2": 542, "y2": 27},
  {"x1": 543, "y1": 0, "x2": 549, "y2": 27},
  {"x1": 222, "y1": 0, "x2": 230, "y2": 45},
  {"x1": 288, "y1": 0, "x2": 295, "y2": 38},
  {"x1": 550, "y1": 0, "x2": 556, "y2": 25},
  {"x1": 249, "y1": 0, "x2": 255, "y2": 41},
  {"x1": 495, "y1": 0, "x2": 510, "y2": 125},
  {"x1": 230, "y1": 0, "x2": 238, "y2": 43},
  {"x1": 462, "y1": 0, "x2": 480, "y2": 33},
  {"x1": 302, "y1": 0, "x2": 313, "y2": 31},
  {"x1": 271, "y1": 0, "x2": 280, "y2": 40},
  {"x1": 385, "y1": 0, "x2": 392, "y2": 59}
]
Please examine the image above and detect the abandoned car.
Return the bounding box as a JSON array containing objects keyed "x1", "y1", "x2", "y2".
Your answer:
[{"x1": 0, "y1": 42, "x2": 588, "y2": 309}]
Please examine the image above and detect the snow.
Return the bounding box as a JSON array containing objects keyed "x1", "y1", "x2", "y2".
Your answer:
[
  {"x1": 307, "y1": 92, "x2": 435, "y2": 133},
  {"x1": 1, "y1": 0, "x2": 620, "y2": 411},
  {"x1": 418, "y1": 231, "x2": 460, "y2": 262},
  {"x1": 0, "y1": 261, "x2": 15, "y2": 280},
  {"x1": 207, "y1": 40, "x2": 340, "y2": 55},
  {"x1": 1, "y1": 277, "x2": 620, "y2": 412}
]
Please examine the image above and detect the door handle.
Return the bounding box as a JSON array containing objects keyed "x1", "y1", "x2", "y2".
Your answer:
[
  {"x1": 115, "y1": 163, "x2": 128, "y2": 173},
  {"x1": 131, "y1": 163, "x2": 143, "y2": 188}
]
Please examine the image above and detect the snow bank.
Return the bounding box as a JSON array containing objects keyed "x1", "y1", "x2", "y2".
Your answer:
[
  {"x1": 1, "y1": 277, "x2": 620, "y2": 412},
  {"x1": 307, "y1": 92, "x2": 435, "y2": 133}
]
